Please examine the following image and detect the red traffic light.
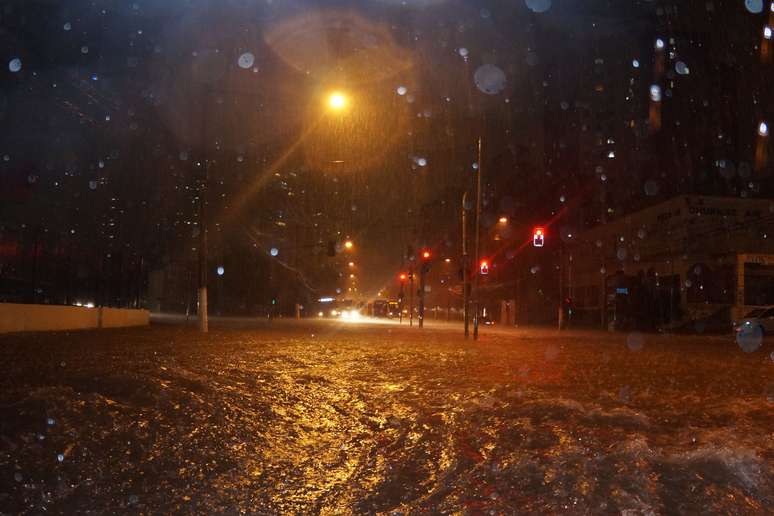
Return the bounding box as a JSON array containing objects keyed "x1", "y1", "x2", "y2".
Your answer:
[
  {"x1": 533, "y1": 227, "x2": 545, "y2": 247},
  {"x1": 480, "y1": 260, "x2": 489, "y2": 275},
  {"x1": 399, "y1": 273, "x2": 407, "y2": 281},
  {"x1": 421, "y1": 250, "x2": 431, "y2": 260}
]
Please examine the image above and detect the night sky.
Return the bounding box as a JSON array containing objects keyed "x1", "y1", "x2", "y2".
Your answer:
[{"x1": 2, "y1": 0, "x2": 773, "y2": 309}]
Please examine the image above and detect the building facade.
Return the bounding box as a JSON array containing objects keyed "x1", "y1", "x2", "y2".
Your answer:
[{"x1": 567, "y1": 195, "x2": 774, "y2": 330}]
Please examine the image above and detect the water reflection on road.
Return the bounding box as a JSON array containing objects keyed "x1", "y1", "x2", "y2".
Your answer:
[{"x1": 0, "y1": 321, "x2": 772, "y2": 513}]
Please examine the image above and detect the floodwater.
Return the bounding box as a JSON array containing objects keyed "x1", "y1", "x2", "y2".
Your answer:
[{"x1": 1, "y1": 321, "x2": 772, "y2": 514}]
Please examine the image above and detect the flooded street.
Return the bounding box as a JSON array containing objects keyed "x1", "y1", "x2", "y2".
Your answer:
[{"x1": 1, "y1": 320, "x2": 772, "y2": 514}]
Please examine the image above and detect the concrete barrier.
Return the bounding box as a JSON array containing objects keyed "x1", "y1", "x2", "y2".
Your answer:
[
  {"x1": 99, "y1": 307, "x2": 150, "y2": 329},
  {"x1": 0, "y1": 303, "x2": 149, "y2": 334}
]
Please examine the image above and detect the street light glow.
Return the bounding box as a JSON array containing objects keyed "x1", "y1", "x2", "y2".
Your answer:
[
  {"x1": 499, "y1": 216, "x2": 508, "y2": 224},
  {"x1": 344, "y1": 240, "x2": 354, "y2": 250},
  {"x1": 328, "y1": 92, "x2": 347, "y2": 111}
]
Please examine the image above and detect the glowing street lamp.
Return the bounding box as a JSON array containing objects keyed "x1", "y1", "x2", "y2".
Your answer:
[
  {"x1": 344, "y1": 240, "x2": 354, "y2": 250},
  {"x1": 328, "y1": 91, "x2": 347, "y2": 111},
  {"x1": 498, "y1": 216, "x2": 508, "y2": 224}
]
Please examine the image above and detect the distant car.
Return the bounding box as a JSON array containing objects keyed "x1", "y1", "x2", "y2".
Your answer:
[
  {"x1": 733, "y1": 307, "x2": 774, "y2": 336},
  {"x1": 480, "y1": 315, "x2": 495, "y2": 326}
]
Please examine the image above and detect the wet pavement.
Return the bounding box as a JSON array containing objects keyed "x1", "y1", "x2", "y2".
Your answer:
[{"x1": 1, "y1": 319, "x2": 773, "y2": 514}]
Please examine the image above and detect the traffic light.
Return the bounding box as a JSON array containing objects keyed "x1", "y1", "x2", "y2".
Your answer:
[
  {"x1": 533, "y1": 227, "x2": 545, "y2": 247},
  {"x1": 420, "y1": 250, "x2": 432, "y2": 273},
  {"x1": 480, "y1": 260, "x2": 489, "y2": 275},
  {"x1": 399, "y1": 273, "x2": 407, "y2": 281}
]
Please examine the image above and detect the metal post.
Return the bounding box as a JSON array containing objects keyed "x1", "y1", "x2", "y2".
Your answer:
[
  {"x1": 409, "y1": 268, "x2": 414, "y2": 327},
  {"x1": 462, "y1": 192, "x2": 469, "y2": 338},
  {"x1": 473, "y1": 137, "x2": 482, "y2": 340}
]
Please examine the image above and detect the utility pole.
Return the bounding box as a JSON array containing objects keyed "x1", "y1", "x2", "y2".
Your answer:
[
  {"x1": 462, "y1": 192, "x2": 470, "y2": 338},
  {"x1": 473, "y1": 137, "x2": 482, "y2": 340}
]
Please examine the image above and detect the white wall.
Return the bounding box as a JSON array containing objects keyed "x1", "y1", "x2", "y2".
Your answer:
[{"x1": 0, "y1": 303, "x2": 149, "y2": 334}]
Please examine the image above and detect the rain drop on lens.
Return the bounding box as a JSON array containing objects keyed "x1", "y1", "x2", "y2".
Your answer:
[
  {"x1": 650, "y1": 85, "x2": 662, "y2": 102},
  {"x1": 745, "y1": 0, "x2": 763, "y2": 14},
  {"x1": 396, "y1": 86, "x2": 407, "y2": 96},
  {"x1": 238, "y1": 52, "x2": 255, "y2": 69},
  {"x1": 525, "y1": 0, "x2": 552, "y2": 13},
  {"x1": 8, "y1": 58, "x2": 22, "y2": 73},
  {"x1": 474, "y1": 64, "x2": 506, "y2": 95},
  {"x1": 626, "y1": 333, "x2": 644, "y2": 352}
]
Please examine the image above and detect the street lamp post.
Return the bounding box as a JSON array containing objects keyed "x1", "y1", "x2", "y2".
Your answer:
[{"x1": 197, "y1": 89, "x2": 210, "y2": 334}]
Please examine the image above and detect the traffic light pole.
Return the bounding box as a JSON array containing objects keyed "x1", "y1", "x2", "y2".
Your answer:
[
  {"x1": 473, "y1": 137, "x2": 482, "y2": 340},
  {"x1": 558, "y1": 241, "x2": 565, "y2": 330},
  {"x1": 399, "y1": 280, "x2": 405, "y2": 324}
]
